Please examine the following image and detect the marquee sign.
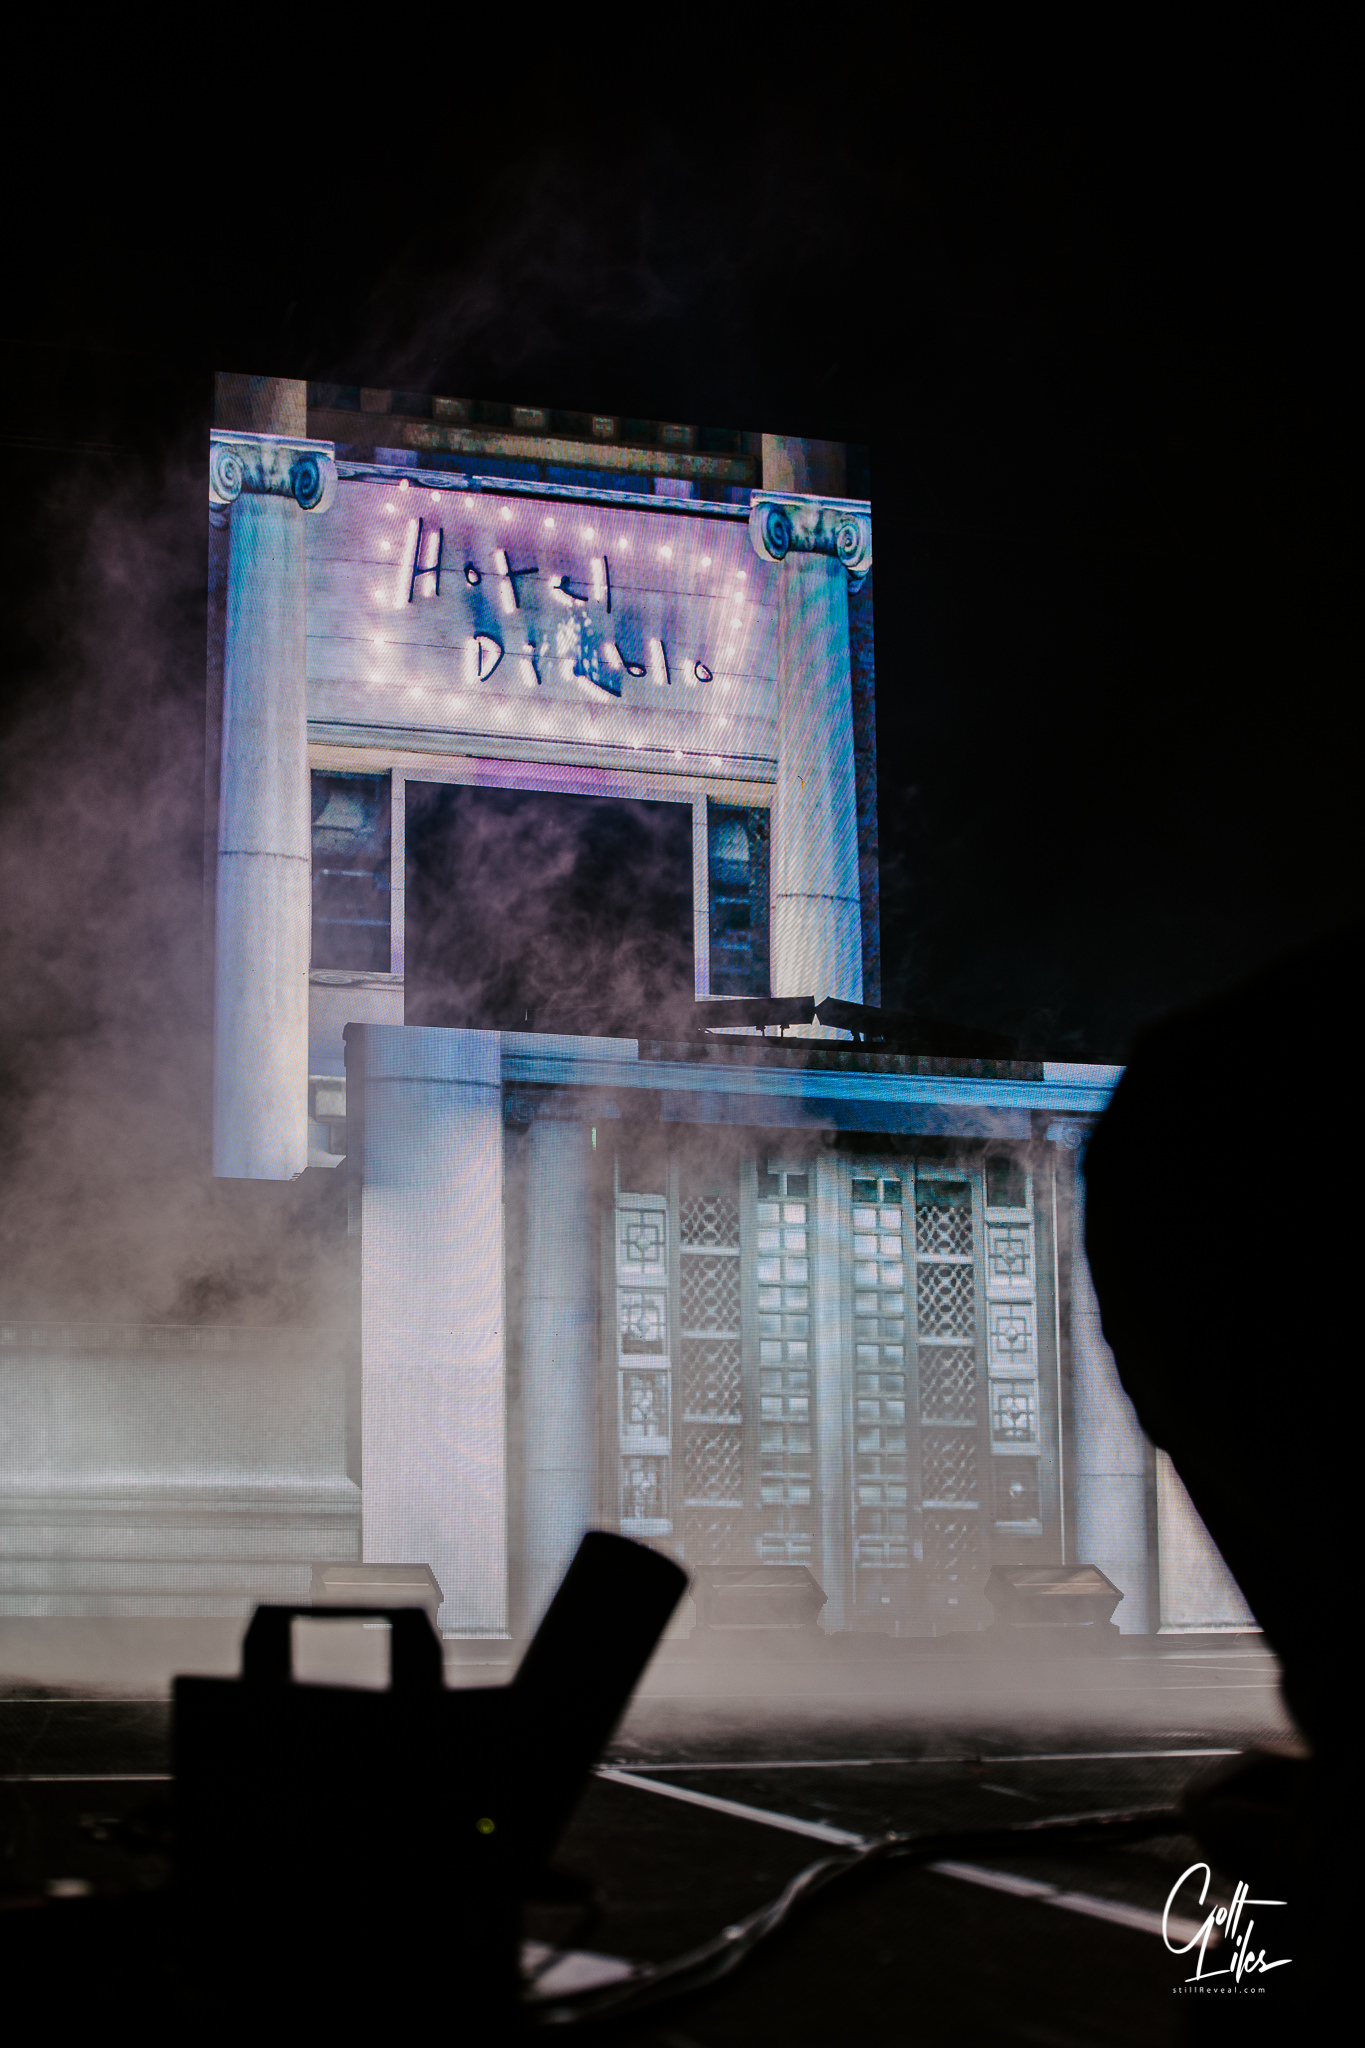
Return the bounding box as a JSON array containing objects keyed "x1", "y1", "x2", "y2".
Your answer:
[{"x1": 305, "y1": 470, "x2": 793, "y2": 781}]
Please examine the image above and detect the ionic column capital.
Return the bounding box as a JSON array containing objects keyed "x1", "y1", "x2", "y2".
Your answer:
[
  {"x1": 747, "y1": 493, "x2": 872, "y2": 590},
  {"x1": 209, "y1": 429, "x2": 338, "y2": 514}
]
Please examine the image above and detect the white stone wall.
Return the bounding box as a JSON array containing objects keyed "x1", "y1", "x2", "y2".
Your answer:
[{"x1": 0, "y1": 1324, "x2": 357, "y2": 1617}]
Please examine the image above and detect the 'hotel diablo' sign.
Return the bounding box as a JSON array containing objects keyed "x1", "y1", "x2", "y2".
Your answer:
[{"x1": 295, "y1": 465, "x2": 869, "y2": 780}]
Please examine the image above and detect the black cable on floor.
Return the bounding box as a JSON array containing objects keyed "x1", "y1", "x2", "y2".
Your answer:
[{"x1": 525, "y1": 1803, "x2": 1182, "y2": 2027}]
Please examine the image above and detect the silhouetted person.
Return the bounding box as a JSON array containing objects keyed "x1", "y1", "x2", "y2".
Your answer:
[{"x1": 1084, "y1": 920, "x2": 1361, "y2": 2009}]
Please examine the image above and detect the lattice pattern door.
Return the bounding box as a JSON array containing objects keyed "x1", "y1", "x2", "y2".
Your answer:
[
  {"x1": 851, "y1": 1175, "x2": 909, "y2": 1601},
  {"x1": 678, "y1": 1193, "x2": 744, "y2": 1564},
  {"x1": 756, "y1": 1170, "x2": 815, "y2": 1563},
  {"x1": 607, "y1": 1143, "x2": 1046, "y2": 1620},
  {"x1": 915, "y1": 1176, "x2": 985, "y2": 1619},
  {"x1": 614, "y1": 1197, "x2": 672, "y2": 1537}
]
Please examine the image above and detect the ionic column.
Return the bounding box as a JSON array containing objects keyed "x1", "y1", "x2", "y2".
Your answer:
[
  {"x1": 749, "y1": 496, "x2": 872, "y2": 1020},
  {"x1": 210, "y1": 430, "x2": 337, "y2": 1179}
]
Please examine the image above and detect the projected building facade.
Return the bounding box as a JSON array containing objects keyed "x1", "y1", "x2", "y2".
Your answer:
[
  {"x1": 203, "y1": 374, "x2": 1247, "y2": 1638},
  {"x1": 0, "y1": 374, "x2": 1248, "y2": 1643}
]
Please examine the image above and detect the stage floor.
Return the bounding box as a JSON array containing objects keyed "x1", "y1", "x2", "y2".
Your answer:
[{"x1": 0, "y1": 1634, "x2": 1294, "y2": 2041}]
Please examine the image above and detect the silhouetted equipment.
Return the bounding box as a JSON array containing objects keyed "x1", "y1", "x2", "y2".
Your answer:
[
  {"x1": 308, "y1": 1559, "x2": 443, "y2": 1628},
  {"x1": 983, "y1": 1564, "x2": 1123, "y2": 1632},
  {"x1": 687, "y1": 996, "x2": 1020, "y2": 1057},
  {"x1": 692, "y1": 1564, "x2": 828, "y2": 1634},
  {"x1": 174, "y1": 1531, "x2": 686, "y2": 2027},
  {"x1": 813, "y1": 998, "x2": 1018, "y2": 1058},
  {"x1": 510, "y1": 1531, "x2": 689, "y2": 1867},
  {"x1": 692, "y1": 996, "x2": 816, "y2": 1035}
]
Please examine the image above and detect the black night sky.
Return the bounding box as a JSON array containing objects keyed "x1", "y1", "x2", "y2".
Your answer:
[{"x1": 0, "y1": 24, "x2": 1356, "y2": 1125}]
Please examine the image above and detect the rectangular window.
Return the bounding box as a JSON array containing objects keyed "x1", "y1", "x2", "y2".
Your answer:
[
  {"x1": 311, "y1": 772, "x2": 391, "y2": 973},
  {"x1": 993, "y1": 1461, "x2": 1040, "y2": 1524},
  {"x1": 706, "y1": 804, "x2": 769, "y2": 997},
  {"x1": 985, "y1": 1156, "x2": 1029, "y2": 1211}
]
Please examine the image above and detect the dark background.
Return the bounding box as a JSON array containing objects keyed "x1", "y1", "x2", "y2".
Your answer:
[{"x1": 0, "y1": 24, "x2": 1356, "y2": 1314}]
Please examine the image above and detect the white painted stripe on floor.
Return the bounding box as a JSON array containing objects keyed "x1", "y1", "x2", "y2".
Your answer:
[
  {"x1": 601, "y1": 1768, "x2": 1207, "y2": 1945},
  {"x1": 612, "y1": 1748, "x2": 1240, "y2": 1772},
  {"x1": 617, "y1": 1757, "x2": 920, "y2": 1772},
  {"x1": 595, "y1": 1766, "x2": 869, "y2": 1847},
  {"x1": 927, "y1": 1859, "x2": 1209, "y2": 1946},
  {"x1": 974, "y1": 1748, "x2": 1239, "y2": 1764},
  {"x1": 0, "y1": 1772, "x2": 171, "y2": 1783}
]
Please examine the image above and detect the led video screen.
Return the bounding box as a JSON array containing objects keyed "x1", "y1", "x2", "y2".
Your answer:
[{"x1": 192, "y1": 371, "x2": 1246, "y2": 1656}]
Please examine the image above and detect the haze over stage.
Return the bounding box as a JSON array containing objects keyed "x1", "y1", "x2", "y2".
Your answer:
[{"x1": 0, "y1": 1627, "x2": 1289, "y2": 2034}]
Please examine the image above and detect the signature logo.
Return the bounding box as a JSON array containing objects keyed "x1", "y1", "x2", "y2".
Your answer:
[{"x1": 1164, "y1": 1864, "x2": 1290, "y2": 1983}]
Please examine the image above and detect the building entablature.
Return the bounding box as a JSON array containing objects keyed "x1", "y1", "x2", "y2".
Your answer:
[{"x1": 347, "y1": 1024, "x2": 1119, "y2": 1133}]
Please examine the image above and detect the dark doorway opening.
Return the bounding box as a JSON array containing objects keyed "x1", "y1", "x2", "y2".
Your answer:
[{"x1": 405, "y1": 784, "x2": 694, "y2": 1038}]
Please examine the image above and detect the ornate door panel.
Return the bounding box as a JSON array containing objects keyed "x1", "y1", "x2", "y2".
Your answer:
[{"x1": 609, "y1": 1139, "x2": 1055, "y2": 1630}]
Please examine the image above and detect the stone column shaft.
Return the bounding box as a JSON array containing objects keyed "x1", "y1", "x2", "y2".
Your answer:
[
  {"x1": 355, "y1": 1024, "x2": 506, "y2": 1636},
  {"x1": 749, "y1": 494, "x2": 872, "y2": 1023},
  {"x1": 1070, "y1": 1158, "x2": 1151, "y2": 1632},
  {"x1": 770, "y1": 555, "x2": 864, "y2": 1008},
  {"x1": 215, "y1": 494, "x2": 311, "y2": 1178},
  {"x1": 521, "y1": 1118, "x2": 599, "y2": 1634}
]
